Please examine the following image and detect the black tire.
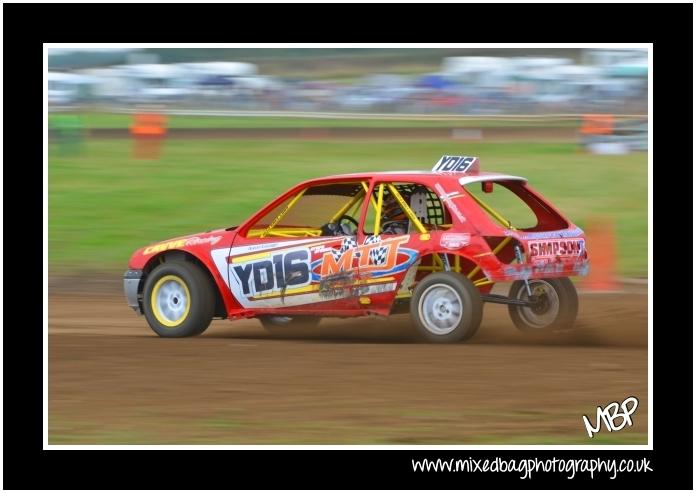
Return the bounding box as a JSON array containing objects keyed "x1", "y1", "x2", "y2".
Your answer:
[
  {"x1": 142, "y1": 261, "x2": 215, "y2": 337},
  {"x1": 410, "y1": 272, "x2": 483, "y2": 343},
  {"x1": 508, "y1": 277, "x2": 578, "y2": 332},
  {"x1": 259, "y1": 315, "x2": 321, "y2": 335}
]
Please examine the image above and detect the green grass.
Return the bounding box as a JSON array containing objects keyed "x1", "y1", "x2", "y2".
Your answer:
[
  {"x1": 49, "y1": 415, "x2": 647, "y2": 445},
  {"x1": 52, "y1": 112, "x2": 583, "y2": 129},
  {"x1": 48, "y1": 139, "x2": 647, "y2": 276}
]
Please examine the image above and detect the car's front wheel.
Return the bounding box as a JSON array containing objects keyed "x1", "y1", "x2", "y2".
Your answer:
[{"x1": 142, "y1": 261, "x2": 215, "y2": 337}]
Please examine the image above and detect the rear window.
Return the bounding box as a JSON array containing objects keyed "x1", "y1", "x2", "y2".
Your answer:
[{"x1": 463, "y1": 180, "x2": 568, "y2": 231}]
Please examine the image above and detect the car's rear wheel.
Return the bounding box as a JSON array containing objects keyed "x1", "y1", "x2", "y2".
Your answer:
[
  {"x1": 508, "y1": 277, "x2": 578, "y2": 331},
  {"x1": 143, "y1": 261, "x2": 215, "y2": 337},
  {"x1": 410, "y1": 272, "x2": 483, "y2": 343}
]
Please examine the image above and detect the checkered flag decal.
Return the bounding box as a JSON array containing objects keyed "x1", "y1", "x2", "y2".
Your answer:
[
  {"x1": 364, "y1": 235, "x2": 381, "y2": 245},
  {"x1": 364, "y1": 235, "x2": 388, "y2": 266},
  {"x1": 332, "y1": 236, "x2": 358, "y2": 261}
]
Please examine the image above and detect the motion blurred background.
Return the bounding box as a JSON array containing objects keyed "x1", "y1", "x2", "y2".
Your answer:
[
  {"x1": 48, "y1": 48, "x2": 648, "y2": 445},
  {"x1": 49, "y1": 47, "x2": 647, "y2": 278}
]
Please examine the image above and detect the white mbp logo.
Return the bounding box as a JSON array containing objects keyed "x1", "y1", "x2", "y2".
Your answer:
[{"x1": 582, "y1": 396, "x2": 639, "y2": 438}]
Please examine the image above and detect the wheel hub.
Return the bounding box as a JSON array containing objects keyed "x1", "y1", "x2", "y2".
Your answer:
[
  {"x1": 515, "y1": 280, "x2": 560, "y2": 328},
  {"x1": 153, "y1": 277, "x2": 190, "y2": 325},
  {"x1": 418, "y1": 284, "x2": 464, "y2": 335}
]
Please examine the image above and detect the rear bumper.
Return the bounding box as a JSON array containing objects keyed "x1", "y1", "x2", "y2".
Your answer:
[{"x1": 123, "y1": 269, "x2": 144, "y2": 314}]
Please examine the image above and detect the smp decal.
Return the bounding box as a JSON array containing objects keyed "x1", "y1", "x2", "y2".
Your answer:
[
  {"x1": 229, "y1": 247, "x2": 311, "y2": 298},
  {"x1": 528, "y1": 238, "x2": 585, "y2": 258},
  {"x1": 310, "y1": 235, "x2": 418, "y2": 281}
]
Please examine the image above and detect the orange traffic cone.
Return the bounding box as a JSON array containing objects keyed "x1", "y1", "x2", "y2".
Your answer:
[{"x1": 582, "y1": 217, "x2": 620, "y2": 291}]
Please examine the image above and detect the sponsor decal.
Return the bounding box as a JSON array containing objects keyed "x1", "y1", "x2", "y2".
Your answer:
[
  {"x1": 528, "y1": 238, "x2": 585, "y2": 258},
  {"x1": 440, "y1": 233, "x2": 471, "y2": 249},
  {"x1": 510, "y1": 228, "x2": 585, "y2": 240},
  {"x1": 144, "y1": 235, "x2": 222, "y2": 255},
  {"x1": 185, "y1": 235, "x2": 222, "y2": 247},
  {"x1": 310, "y1": 244, "x2": 335, "y2": 254},
  {"x1": 230, "y1": 247, "x2": 311, "y2": 297},
  {"x1": 502, "y1": 259, "x2": 589, "y2": 280},
  {"x1": 217, "y1": 236, "x2": 414, "y2": 309},
  {"x1": 434, "y1": 183, "x2": 466, "y2": 223},
  {"x1": 352, "y1": 282, "x2": 398, "y2": 297},
  {"x1": 311, "y1": 235, "x2": 418, "y2": 281},
  {"x1": 432, "y1": 155, "x2": 479, "y2": 173},
  {"x1": 144, "y1": 239, "x2": 187, "y2": 255}
]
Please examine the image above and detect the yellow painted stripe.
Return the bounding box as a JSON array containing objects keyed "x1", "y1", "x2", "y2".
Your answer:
[
  {"x1": 231, "y1": 251, "x2": 271, "y2": 264},
  {"x1": 355, "y1": 276, "x2": 395, "y2": 285}
]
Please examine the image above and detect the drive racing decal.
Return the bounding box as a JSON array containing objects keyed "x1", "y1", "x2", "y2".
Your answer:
[{"x1": 144, "y1": 235, "x2": 222, "y2": 255}]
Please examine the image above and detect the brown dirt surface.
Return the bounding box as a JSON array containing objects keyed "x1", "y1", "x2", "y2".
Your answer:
[{"x1": 48, "y1": 284, "x2": 648, "y2": 445}]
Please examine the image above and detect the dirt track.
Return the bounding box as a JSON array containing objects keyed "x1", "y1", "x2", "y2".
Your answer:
[{"x1": 48, "y1": 285, "x2": 648, "y2": 445}]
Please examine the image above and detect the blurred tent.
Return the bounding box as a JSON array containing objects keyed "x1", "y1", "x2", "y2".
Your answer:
[
  {"x1": 604, "y1": 60, "x2": 648, "y2": 78},
  {"x1": 198, "y1": 75, "x2": 236, "y2": 87},
  {"x1": 48, "y1": 72, "x2": 97, "y2": 104},
  {"x1": 417, "y1": 74, "x2": 454, "y2": 90}
]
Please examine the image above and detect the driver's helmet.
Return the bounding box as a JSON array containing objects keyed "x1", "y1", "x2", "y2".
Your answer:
[
  {"x1": 380, "y1": 193, "x2": 409, "y2": 235},
  {"x1": 381, "y1": 194, "x2": 407, "y2": 222}
]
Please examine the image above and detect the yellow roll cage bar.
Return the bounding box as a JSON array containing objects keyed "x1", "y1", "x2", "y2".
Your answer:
[{"x1": 256, "y1": 179, "x2": 516, "y2": 290}]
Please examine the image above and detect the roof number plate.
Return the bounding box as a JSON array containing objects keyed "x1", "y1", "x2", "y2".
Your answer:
[{"x1": 432, "y1": 155, "x2": 480, "y2": 173}]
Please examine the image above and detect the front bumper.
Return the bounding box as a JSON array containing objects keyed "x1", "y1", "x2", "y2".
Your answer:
[{"x1": 123, "y1": 269, "x2": 144, "y2": 314}]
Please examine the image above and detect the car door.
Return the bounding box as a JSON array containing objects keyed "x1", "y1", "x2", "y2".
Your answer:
[
  {"x1": 352, "y1": 181, "x2": 423, "y2": 314},
  {"x1": 223, "y1": 181, "x2": 370, "y2": 314}
]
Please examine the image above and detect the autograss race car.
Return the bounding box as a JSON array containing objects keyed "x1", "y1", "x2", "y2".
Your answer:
[{"x1": 124, "y1": 155, "x2": 589, "y2": 343}]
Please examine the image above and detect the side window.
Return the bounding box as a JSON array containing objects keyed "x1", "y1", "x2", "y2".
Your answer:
[
  {"x1": 363, "y1": 182, "x2": 452, "y2": 236},
  {"x1": 246, "y1": 182, "x2": 367, "y2": 238},
  {"x1": 463, "y1": 181, "x2": 538, "y2": 229}
]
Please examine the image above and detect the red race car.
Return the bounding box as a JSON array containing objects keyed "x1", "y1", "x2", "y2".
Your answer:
[{"x1": 124, "y1": 156, "x2": 589, "y2": 343}]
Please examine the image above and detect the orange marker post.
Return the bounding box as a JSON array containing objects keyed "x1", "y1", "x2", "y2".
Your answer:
[
  {"x1": 582, "y1": 217, "x2": 620, "y2": 291},
  {"x1": 131, "y1": 112, "x2": 167, "y2": 159}
]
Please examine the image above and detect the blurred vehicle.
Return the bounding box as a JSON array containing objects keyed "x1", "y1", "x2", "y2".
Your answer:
[
  {"x1": 124, "y1": 156, "x2": 589, "y2": 342},
  {"x1": 48, "y1": 49, "x2": 647, "y2": 115},
  {"x1": 113, "y1": 64, "x2": 193, "y2": 104},
  {"x1": 48, "y1": 72, "x2": 95, "y2": 106},
  {"x1": 582, "y1": 118, "x2": 648, "y2": 153}
]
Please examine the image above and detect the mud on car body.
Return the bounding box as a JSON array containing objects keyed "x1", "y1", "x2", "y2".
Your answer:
[{"x1": 125, "y1": 155, "x2": 589, "y2": 343}]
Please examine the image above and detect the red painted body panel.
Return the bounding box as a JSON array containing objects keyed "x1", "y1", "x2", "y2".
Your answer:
[{"x1": 127, "y1": 170, "x2": 589, "y2": 319}]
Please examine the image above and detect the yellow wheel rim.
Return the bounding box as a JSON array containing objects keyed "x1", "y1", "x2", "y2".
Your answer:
[{"x1": 150, "y1": 275, "x2": 191, "y2": 327}]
